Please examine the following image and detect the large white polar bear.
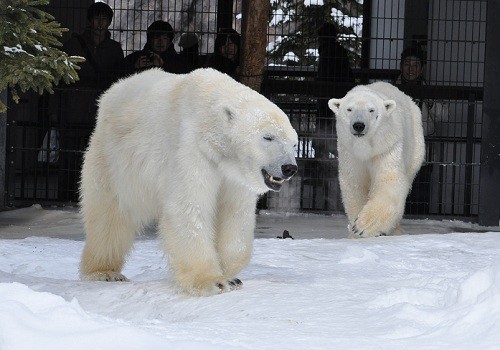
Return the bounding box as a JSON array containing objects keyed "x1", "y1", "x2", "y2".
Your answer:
[
  {"x1": 328, "y1": 82, "x2": 425, "y2": 238},
  {"x1": 79, "y1": 68, "x2": 298, "y2": 295}
]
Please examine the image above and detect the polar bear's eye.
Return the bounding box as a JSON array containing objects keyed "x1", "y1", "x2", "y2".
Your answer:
[
  {"x1": 347, "y1": 108, "x2": 352, "y2": 112},
  {"x1": 263, "y1": 135, "x2": 275, "y2": 141},
  {"x1": 369, "y1": 108, "x2": 375, "y2": 113}
]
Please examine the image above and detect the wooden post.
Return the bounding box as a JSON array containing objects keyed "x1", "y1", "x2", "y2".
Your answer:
[{"x1": 239, "y1": 0, "x2": 270, "y2": 92}]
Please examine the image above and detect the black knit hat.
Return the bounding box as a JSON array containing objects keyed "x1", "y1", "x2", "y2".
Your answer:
[
  {"x1": 318, "y1": 22, "x2": 339, "y2": 38},
  {"x1": 147, "y1": 20, "x2": 175, "y2": 42},
  {"x1": 400, "y1": 46, "x2": 425, "y2": 65},
  {"x1": 214, "y1": 28, "x2": 240, "y2": 53},
  {"x1": 87, "y1": 2, "x2": 113, "y2": 22}
]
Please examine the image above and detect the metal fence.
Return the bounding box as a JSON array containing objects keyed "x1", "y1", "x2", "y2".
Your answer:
[{"x1": 3, "y1": 0, "x2": 491, "y2": 222}]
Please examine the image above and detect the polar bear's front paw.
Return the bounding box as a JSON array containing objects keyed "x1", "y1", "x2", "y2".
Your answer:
[
  {"x1": 216, "y1": 278, "x2": 243, "y2": 293},
  {"x1": 178, "y1": 273, "x2": 242, "y2": 296},
  {"x1": 82, "y1": 271, "x2": 130, "y2": 282},
  {"x1": 349, "y1": 219, "x2": 387, "y2": 238}
]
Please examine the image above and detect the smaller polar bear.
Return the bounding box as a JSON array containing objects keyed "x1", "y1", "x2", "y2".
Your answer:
[
  {"x1": 79, "y1": 68, "x2": 298, "y2": 295},
  {"x1": 328, "y1": 82, "x2": 425, "y2": 238}
]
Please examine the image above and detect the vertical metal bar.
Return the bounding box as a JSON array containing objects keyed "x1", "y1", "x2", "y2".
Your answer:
[
  {"x1": 464, "y1": 93, "x2": 476, "y2": 217},
  {"x1": 450, "y1": 142, "x2": 457, "y2": 215},
  {"x1": 20, "y1": 122, "x2": 26, "y2": 199},
  {"x1": 217, "y1": 0, "x2": 233, "y2": 31},
  {"x1": 437, "y1": 141, "x2": 444, "y2": 214},
  {"x1": 479, "y1": 0, "x2": 500, "y2": 225},
  {"x1": 0, "y1": 90, "x2": 6, "y2": 208},
  {"x1": 361, "y1": 0, "x2": 372, "y2": 71}
]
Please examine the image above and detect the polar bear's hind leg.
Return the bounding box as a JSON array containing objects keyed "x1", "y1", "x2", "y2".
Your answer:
[{"x1": 80, "y1": 183, "x2": 136, "y2": 282}]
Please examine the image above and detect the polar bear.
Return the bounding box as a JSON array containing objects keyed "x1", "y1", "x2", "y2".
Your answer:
[
  {"x1": 79, "y1": 68, "x2": 298, "y2": 295},
  {"x1": 328, "y1": 82, "x2": 425, "y2": 238}
]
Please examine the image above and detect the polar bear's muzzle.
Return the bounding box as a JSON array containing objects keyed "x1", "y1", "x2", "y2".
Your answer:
[{"x1": 261, "y1": 164, "x2": 298, "y2": 191}]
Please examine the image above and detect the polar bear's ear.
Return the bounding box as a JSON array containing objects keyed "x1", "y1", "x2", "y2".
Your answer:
[
  {"x1": 328, "y1": 99, "x2": 341, "y2": 114},
  {"x1": 384, "y1": 100, "x2": 396, "y2": 115}
]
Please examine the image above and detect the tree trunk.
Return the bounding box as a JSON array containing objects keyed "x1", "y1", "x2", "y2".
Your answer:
[{"x1": 239, "y1": 0, "x2": 270, "y2": 92}]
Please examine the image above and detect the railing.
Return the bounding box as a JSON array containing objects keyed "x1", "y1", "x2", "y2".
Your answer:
[{"x1": 3, "y1": 69, "x2": 484, "y2": 219}]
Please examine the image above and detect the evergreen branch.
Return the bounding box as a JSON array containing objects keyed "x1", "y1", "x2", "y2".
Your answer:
[{"x1": 0, "y1": 0, "x2": 83, "y2": 112}]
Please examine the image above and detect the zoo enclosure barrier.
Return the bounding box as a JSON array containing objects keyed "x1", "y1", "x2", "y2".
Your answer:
[{"x1": 3, "y1": 0, "x2": 498, "y2": 225}]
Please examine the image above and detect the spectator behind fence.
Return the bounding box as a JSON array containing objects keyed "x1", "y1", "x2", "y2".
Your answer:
[
  {"x1": 206, "y1": 28, "x2": 241, "y2": 79},
  {"x1": 179, "y1": 33, "x2": 201, "y2": 72},
  {"x1": 396, "y1": 47, "x2": 449, "y2": 136},
  {"x1": 396, "y1": 46, "x2": 449, "y2": 214},
  {"x1": 62, "y1": 2, "x2": 124, "y2": 89},
  {"x1": 310, "y1": 22, "x2": 355, "y2": 211},
  {"x1": 121, "y1": 20, "x2": 190, "y2": 75},
  {"x1": 49, "y1": 2, "x2": 124, "y2": 202},
  {"x1": 314, "y1": 22, "x2": 355, "y2": 160},
  {"x1": 317, "y1": 23, "x2": 355, "y2": 84}
]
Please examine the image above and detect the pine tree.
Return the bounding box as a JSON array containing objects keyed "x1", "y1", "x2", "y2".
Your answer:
[
  {"x1": 0, "y1": 0, "x2": 84, "y2": 112},
  {"x1": 267, "y1": 0, "x2": 363, "y2": 67}
]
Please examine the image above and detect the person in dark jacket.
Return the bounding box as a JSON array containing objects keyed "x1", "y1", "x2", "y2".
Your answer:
[
  {"x1": 63, "y1": 2, "x2": 124, "y2": 89},
  {"x1": 206, "y1": 28, "x2": 241, "y2": 79},
  {"x1": 396, "y1": 46, "x2": 449, "y2": 215},
  {"x1": 317, "y1": 23, "x2": 355, "y2": 84},
  {"x1": 312, "y1": 22, "x2": 355, "y2": 211},
  {"x1": 121, "y1": 20, "x2": 190, "y2": 75},
  {"x1": 314, "y1": 22, "x2": 355, "y2": 160},
  {"x1": 53, "y1": 2, "x2": 124, "y2": 201},
  {"x1": 57, "y1": 2, "x2": 123, "y2": 125},
  {"x1": 179, "y1": 32, "x2": 201, "y2": 72}
]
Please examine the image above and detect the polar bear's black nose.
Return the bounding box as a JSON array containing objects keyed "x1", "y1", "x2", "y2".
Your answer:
[
  {"x1": 282, "y1": 164, "x2": 298, "y2": 178},
  {"x1": 352, "y1": 122, "x2": 365, "y2": 133}
]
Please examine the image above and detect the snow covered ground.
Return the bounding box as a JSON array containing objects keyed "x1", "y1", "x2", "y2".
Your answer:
[{"x1": 1, "y1": 205, "x2": 500, "y2": 350}]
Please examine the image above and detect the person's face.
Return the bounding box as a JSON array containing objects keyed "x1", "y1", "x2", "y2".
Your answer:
[
  {"x1": 151, "y1": 34, "x2": 171, "y2": 53},
  {"x1": 90, "y1": 14, "x2": 111, "y2": 34},
  {"x1": 220, "y1": 38, "x2": 238, "y2": 60},
  {"x1": 401, "y1": 56, "x2": 423, "y2": 81}
]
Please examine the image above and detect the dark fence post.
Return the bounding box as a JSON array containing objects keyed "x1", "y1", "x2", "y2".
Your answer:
[
  {"x1": 217, "y1": 0, "x2": 234, "y2": 31},
  {"x1": 464, "y1": 93, "x2": 476, "y2": 217},
  {"x1": 0, "y1": 90, "x2": 6, "y2": 209},
  {"x1": 479, "y1": 0, "x2": 500, "y2": 226},
  {"x1": 360, "y1": 0, "x2": 372, "y2": 72}
]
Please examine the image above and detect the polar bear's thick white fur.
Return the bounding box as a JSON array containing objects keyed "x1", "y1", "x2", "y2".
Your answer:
[
  {"x1": 79, "y1": 68, "x2": 298, "y2": 295},
  {"x1": 328, "y1": 82, "x2": 425, "y2": 238}
]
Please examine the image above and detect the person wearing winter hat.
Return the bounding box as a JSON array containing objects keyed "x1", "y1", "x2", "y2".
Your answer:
[
  {"x1": 179, "y1": 33, "x2": 200, "y2": 72},
  {"x1": 206, "y1": 28, "x2": 241, "y2": 79},
  {"x1": 121, "y1": 20, "x2": 190, "y2": 75},
  {"x1": 179, "y1": 33, "x2": 198, "y2": 49},
  {"x1": 396, "y1": 46, "x2": 449, "y2": 215},
  {"x1": 53, "y1": 2, "x2": 124, "y2": 201},
  {"x1": 397, "y1": 46, "x2": 426, "y2": 84},
  {"x1": 311, "y1": 22, "x2": 355, "y2": 211},
  {"x1": 314, "y1": 22, "x2": 355, "y2": 160},
  {"x1": 395, "y1": 46, "x2": 449, "y2": 137},
  {"x1": 62, "y1": 2, "x2": 123, "y2": 87}
]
